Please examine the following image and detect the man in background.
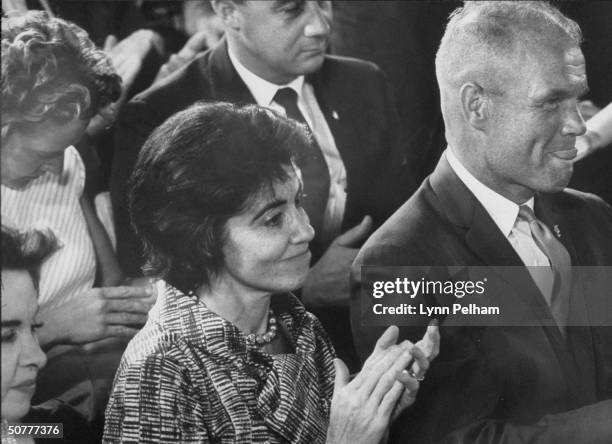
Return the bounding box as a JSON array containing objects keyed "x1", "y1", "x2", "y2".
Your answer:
[{"x1": 111, "y1": 0, "x2": 415, "y2": 370}]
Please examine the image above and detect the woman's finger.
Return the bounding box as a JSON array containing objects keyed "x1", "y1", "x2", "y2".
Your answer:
[
  {"x1": 408, "y1": 346, "x2": 430, "y2": 380},
  {"x1": 375, "y1": 325, "x2": 399, "y2": 351},
  {"x1": 416, "y1": 321, "x2": 440, "y2": 360},
  {"x1": 104, "y1": 34, "x2": 118, "y2": 51},
  {"x1": 333, "y1": 358, "x2": 350, "y2": 391},
  {"x1": 378, "y1": 380, "x2": 406, "y2": 420},
  {"x1": 352, "y1": 343, "x2": 402, "y2": 391},
  {"x1": 367, "y1": 349, "x2": 413, "y2": 407},
  {"x1": 397, "y1": 369, "x2": 420, "y2": 392},
  {"x1": 353, "y1": 326, "x2": 400, "y2": 387}
]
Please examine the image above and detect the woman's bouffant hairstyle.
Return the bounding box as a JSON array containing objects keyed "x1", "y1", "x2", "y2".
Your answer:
[
  {"x1": 129, "y1": 102, "x2": 312, "y2": 294},
  {"x1": 1, "y1": 225, "x2": 59, "y2": 291},
  {"x1": 1, "y1": 11, "x2": 121, "y2": 133}
]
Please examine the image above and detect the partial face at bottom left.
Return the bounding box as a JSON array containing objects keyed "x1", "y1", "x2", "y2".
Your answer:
[{"x1": 1, "y1": 269, "x2": 47, "y2": 421}]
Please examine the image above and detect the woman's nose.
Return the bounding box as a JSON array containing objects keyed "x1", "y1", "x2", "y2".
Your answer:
[
  {"x1": 291, "y1": 208, "x2": 315, "y2": 244},
  {"x1": 21, "y1": 332, "x2": 47, "y2": 370}
]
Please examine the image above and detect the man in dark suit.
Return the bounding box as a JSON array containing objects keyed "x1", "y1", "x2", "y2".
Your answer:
[
  {"x1": 351, "y1": 2, "x2": 612, "y2": 442},
  {"x1": 110, "y1": 0, "x2": 414, "y2": 370}
]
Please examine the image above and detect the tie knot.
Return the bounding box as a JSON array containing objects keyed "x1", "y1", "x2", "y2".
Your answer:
[
  {"x1": 518, "y1": 205, "x2": 537, "y2": 223},
  {"x1": 273, "y1": 87, "x2": 298, "y2": 107}
]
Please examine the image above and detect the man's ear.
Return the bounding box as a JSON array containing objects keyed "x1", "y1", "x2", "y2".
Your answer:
[
  {"x1": 459, "y1": 82, "x2": 489, "y2": 131},
  {"x1": 211, "y1": 0, "x2": 241, "y2": 31}
]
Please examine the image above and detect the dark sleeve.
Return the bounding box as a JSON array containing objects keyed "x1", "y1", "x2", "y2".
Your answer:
[
  {"x1": 25, "y1": 402, "x2": 94, "y2": 444},
  {"x1": 376, "y1": 63, "x2": 420, "y2": 204},
  {"x1": 352, "y1": 244, "x2": 612, "y2": 444},
  {"x1": 341, "y1": 63, "x2": 419, "y2": 231},
  {"x1": 103, "y1": 353, "x2": 209, "y2": 443},
  {"x1": 110, "y1": 99, "x2": 162, "y2": 276},
  {"x1": 438, "y1": 400, "x2": 612, "y2": 444}
]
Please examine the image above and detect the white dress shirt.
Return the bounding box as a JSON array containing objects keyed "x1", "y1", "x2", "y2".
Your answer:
[
  {"x1": 2, "y1": 146, "x2": 96, "y2": 309},
  {"x1": 446, "y1": 148, "x2": 551, "y2": 268},
  {"x1": 228, "y1": 48, "x2": 347, "y2": 243}
]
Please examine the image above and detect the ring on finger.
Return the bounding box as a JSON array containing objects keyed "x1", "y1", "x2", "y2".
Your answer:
[{"x1": 408, "y1": 369, "x2": 425, "y2": 382}]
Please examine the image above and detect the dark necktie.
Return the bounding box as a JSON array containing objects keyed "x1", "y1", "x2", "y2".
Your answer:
[
  {"x1": 518, "y1": 205, "x2": 571, "y2": 335},
  {"x1": 273, "y1": 88, "x2": 330, "y2": 239}
]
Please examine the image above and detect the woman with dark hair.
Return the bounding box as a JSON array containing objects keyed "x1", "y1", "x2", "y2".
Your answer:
[
  {"x1": 1, "y1": 11, "x2": 155, "y2": 424},
  {"x1": 104, "y1": 102, "x2": 439, "y2": 443},
  {"x1": 1, "y1": 226, "x2": 95, "y2": 443}
]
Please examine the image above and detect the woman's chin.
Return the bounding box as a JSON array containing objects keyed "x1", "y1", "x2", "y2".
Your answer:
[{"x1": 1, "y1": 400, "x2": 30, "y2": 422}]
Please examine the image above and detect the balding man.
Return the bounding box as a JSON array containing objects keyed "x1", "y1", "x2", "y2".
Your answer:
[{"x1": 351, "y1": 2, "x2": 612, "y2": 442}]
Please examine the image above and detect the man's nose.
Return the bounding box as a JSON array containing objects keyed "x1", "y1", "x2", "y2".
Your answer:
[
  {"x1": 40, "y1": 152, "x2": 65, "y2": 175},
  {"x1": 562, "y1": 103, "x2": 587, "y2": 137},
  {"x1": 304, "y1": 2, "x2": 332, "y2": 38}
]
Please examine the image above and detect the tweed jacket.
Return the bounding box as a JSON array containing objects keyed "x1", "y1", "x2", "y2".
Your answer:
[{"x1": 103, "y1": 282, "x2": 336, "y2": 443}]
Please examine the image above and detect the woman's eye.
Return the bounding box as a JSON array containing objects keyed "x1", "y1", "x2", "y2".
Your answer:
[
  {"x1": 31, "y1": 323, "x2": 43, "y2": 334},
  {"x1": 295, "y1": 193, "x2": 304, "y2": 207},
  {"x1": 1, "y1": 329, "x2": 17, "y2": 344},
  {"x1": 281, "y1": 1, "x2": 304, "y2": 16},
  {"x1": 264, "y1": 213, "x2": 284, "y2": 227}
]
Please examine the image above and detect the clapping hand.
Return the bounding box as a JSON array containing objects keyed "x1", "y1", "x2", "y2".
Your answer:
[{"x1": 326, "y1": 323, "x2": 440, "y2": 444}]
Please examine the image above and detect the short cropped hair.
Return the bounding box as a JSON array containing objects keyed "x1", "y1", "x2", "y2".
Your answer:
[
  {"x1": 435, "y1": 1, "x2": 582, "y2": 91},
  {"x1": 129, "y1": 102, "x2": 310, "y2": 293},
  {"x1": 1, "y1": 11, "x2": 121, "y2": 133},
  {"x1": 1, "y1": 225, "x2": 59, "y2": 291}
]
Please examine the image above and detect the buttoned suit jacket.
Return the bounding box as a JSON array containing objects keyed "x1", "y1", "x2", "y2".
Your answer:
[
  {"x1": 351, "y1": 154, "x2": 612, "y2": 443},
  {"x1": 110, "y1": 40, "x2": 415, "y2": 276}
]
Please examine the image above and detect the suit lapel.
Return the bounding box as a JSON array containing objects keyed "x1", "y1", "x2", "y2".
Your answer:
[
  {"x1": 430, "y1": 155, "x2": 554, "y2": 311},
  {"x1": 429, "y1": 154, "x2": 592, "y2": 401},
  {"x1": 208, "y1": 39, "x2": 255, "y2": 104},
  {"x1": 306, "y1": 62, "x2": 356, "y2": 192},
  {"x1": 535, "y1": 194, "x2": 598, "y2": 403}
]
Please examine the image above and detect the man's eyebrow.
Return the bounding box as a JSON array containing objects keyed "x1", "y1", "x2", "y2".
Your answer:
[
  {"x1": 1, "y1": 320, "x2": 21, "y2": 328},
  {"x1": 532, "y1": 84, "x2": 590, "y2": 101}
]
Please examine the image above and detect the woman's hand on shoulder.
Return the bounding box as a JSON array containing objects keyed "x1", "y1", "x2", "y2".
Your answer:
[{"x1": 36, "y1": 282, "x2": 156, "y2": 349}]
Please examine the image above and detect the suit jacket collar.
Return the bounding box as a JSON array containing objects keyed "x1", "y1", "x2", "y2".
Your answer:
[
  {"x1": 207, "y1": 40, "x2": 335, "y2": 111},
  {"x1": 428, "y1": 154, "x2": 595, "y2": 401},
  {"x1": 428, "y1": 153, "x2": 563, "y2": 330},
  {"x1": 429, "y1": 153, "x2": 524, "y2": 267},
  {"x1": 207, "y1": 39, "x2": 255, "y2": 104},
  {"x1": 533, "y1": 193, "x2": 580, "y2": 264}
]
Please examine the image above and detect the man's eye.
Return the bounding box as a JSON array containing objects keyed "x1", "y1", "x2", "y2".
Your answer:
[
  {"x1": 1, "y1": 329, "x2": 17, "y2": 343},
  {"x1": 542, "y1": 100, "x2": 560, "y2": 111}
]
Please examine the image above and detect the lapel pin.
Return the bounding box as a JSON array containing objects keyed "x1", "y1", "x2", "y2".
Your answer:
[
  {"x1": 553, "y1": 225, "x2": 561, "y2": 239},
  {"x1": 332, "y1": 110, "x2": 339, "y2": 120}
]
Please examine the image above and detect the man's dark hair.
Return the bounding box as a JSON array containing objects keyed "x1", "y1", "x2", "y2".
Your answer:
[
  {"x1": 1, "y1": 225, "x2": 59, "y2": 290},
  {"x1": 129, "y1": 101, "x2": 311, "y2": 293}
]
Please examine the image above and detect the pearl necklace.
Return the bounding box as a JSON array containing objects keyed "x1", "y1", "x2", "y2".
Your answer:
[{"x1": 246, "y1": 309, "x2": 278, "y2": 346}]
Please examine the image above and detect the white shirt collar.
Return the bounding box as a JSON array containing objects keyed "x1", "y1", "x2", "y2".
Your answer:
[
  {"x1": 445, "y1": 147, "x2": 534, "y2": 237},
  {"x1": 228, "y1": 46, "x2": 304, "y2": 106}
]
